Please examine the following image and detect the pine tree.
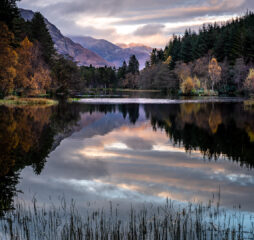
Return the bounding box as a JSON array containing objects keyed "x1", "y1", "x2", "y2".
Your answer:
[
  {"x1": 150, "y1": 49, "x2": 158, "y2": 65},
  {"x1": 128, "y1": 55, "x2": 139, "y2": 74},
  {"x1": 0, "y1": 0, "x2": 20, "y2": 30},
  {"x1": 181, "y1": 30, "x2": 193, "y2": 63},
  {"x1": 31, "y1": 12, "x2": 55, "y2": 63},
  {"x1": 214, "y1": 32, "x2": 226, "y2": 62},
  {"x1": 228, "y1": 26, "x2": 243, "y2": 65}
]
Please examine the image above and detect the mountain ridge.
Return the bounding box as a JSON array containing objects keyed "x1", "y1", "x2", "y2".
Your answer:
[
  {"x1": 70, "y1": 36, "x2": 152, "y2": 69},
  {"x1": 20, "y1": 9, "x2": 111, "y2": 67}
]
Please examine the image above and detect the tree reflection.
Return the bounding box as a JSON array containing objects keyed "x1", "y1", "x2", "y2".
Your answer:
[
  {"x1": 0, "y1": 103, "x2": 82, "y2": 215},
  {"x1": 144, "y1": 103, "x2": 254, "y2": 166}
]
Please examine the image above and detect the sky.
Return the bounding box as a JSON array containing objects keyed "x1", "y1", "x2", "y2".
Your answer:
[{"x1": 18, "y1": 0, "x2": 254, "y2": 48}]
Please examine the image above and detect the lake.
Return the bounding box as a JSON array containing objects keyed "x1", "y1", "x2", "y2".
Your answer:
[{"x1": 1, "y1": 98, "x2": 254, "y2": 216}]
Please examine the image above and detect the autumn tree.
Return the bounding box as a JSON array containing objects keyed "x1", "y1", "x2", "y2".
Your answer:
[
  {"x1": 0, "y1": 22, "x2": 18, "y2": 97},
  {"x1": 15, "y1": 37, "x2": 52, "y2": 95},
  {"x1": 208, "y1": 58, "x2": 221, "y2": 90},
  {"x1": 244, "y1": 68, "x2": 254, "y2": 92},
  {"x1": 30, "y1": 43, "x2": 52, "y2": 93},
  {"x1": 15, "y1": 37, "x2": 34, "y2": 92},
  {"x1": 180, "y1": 77, "x2": 194, "y2": 95}
]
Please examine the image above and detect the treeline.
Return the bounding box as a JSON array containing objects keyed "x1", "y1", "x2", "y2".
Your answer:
[
  {"x1": 137, "y1": 12, "x2": 254, "y2": 95},
  {"x1": 165, "y1": 12, "x2": 254, "y2": 67},
  {"x1": 80, "y1": 55, "x2": 140, "y2": 89}
]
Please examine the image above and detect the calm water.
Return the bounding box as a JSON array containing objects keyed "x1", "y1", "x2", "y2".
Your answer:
[{"x1": 1, "y1": 99, "x2": 254, "y2": 216}]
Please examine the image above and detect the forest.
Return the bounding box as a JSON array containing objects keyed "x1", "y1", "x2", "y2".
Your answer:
[
  {"x1": 1, "y1": 0, "x2": 254, "y2": 98},
  {"x1": 139, "y1": 11, "x2": 254, "y2": 95}
]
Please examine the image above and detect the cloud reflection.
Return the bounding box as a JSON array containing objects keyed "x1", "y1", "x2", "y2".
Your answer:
[{"x1": 18, "y1": 107, "x2": 254, "y2": 212}]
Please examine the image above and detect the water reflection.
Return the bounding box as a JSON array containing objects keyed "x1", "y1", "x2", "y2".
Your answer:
[{"x1": 0, "y1": 101, "x2": 254, "y2": 215}]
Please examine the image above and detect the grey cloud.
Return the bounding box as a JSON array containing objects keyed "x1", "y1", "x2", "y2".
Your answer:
[
  {"x1": 18, "y1": 0, "x2": 253, "y2": 48},
  {"x1": 19, "y1": 0, "x2": 251, "y2": 23},
  {"x1": 124, "y1": 137, "x2": 154, "y2": 150},
  {"x1": 134, "y1": 24, "x2": 165, "y2": 36}
]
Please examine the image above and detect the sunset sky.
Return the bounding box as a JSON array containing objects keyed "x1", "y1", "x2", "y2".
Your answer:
[{"x1": 18, "y1": 0, "x2": 254, "y2": 47}]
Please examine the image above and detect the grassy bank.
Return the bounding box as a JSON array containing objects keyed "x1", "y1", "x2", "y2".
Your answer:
[
  {"x1": 0, "y1": 197, "x2": 253, "y2": 240},
  {"x1": 0, "y1": 96, "x2": 58, "y2": 106}
]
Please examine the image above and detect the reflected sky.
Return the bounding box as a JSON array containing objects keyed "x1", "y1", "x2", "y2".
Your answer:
[{"x1": 18, "y1": 104, "x2": 254, "y2": 212}]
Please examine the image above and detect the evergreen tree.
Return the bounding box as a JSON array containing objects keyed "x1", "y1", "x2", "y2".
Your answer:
[
  {"x1": 128, "y1": 55, "x2": 139, "y2": 74},
  {"x1": 157, "y1": 49, "x2": 165, "y2": 62},
  {"x1": 117, "y1": 61, "x2": 127, "y2": 79},
  {"x1": 243, "y1": 29, "x2": 254, "y2": 63},
  {"x1": 0, "y1": 0, "x2": 20, "y2": 30},
  {"x1": 181, "y1": 30, "x2": 193, "y2": 63},
  {"x1": 150, "y1": 49, "x2": 158, "y2": 65},
  {"x1": 228, "y1": 26, "x2": 243, "y2": 64},
  {"x1": 31, "y1": 12, "x2": 55, "y2": 63}
]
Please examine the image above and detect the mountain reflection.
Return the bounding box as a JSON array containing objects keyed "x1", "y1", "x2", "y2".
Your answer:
[{"x1": 0, "y1": 101, "x2": 254, "y2": 215}]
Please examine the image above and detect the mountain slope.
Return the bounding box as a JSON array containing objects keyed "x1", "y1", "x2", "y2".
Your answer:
[
  {"x1": 20, "y1": 9, "x2": 110, "y2": 67},
  {"x1": 70, "y1": 36, "x2": 152, "y2": 69}
]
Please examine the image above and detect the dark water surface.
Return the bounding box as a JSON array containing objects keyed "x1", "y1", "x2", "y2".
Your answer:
[{"x1": 1, "y1": 99, "x2": 254, "y2": 215}]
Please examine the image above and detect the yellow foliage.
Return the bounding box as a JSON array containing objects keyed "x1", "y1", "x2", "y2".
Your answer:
[
  {"x1": 181, "y1": 76, "x2": 194, "y2": 94},
  {"x1": 164, "y1": 56, "x2": 172, "y2": 65},
  {"x1": 15, "y1": 37, "x2": 34, "y2": 90},
  {"x1": 208, "y1": 58, "x2": 221, "y2": 90},
  {"x1": 244, "y1": 68, "x2": 254, "y2": 92},
  {"x1": 15, "y1": 38, "x2": 52, "y2": 95}
]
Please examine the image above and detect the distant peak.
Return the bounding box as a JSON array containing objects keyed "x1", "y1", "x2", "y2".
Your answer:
[{"x1": 116, "y1": 43, "x2": 152, "y2": 49}]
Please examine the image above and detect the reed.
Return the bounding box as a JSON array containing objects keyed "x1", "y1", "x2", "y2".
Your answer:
[{"x1": 0, "y1": 197, "x2": 253, "y2": 240}]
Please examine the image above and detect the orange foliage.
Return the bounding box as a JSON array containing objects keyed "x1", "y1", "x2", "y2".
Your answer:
[{"x1": 15, "y1": 38, "x2": 52, "y2": 95}]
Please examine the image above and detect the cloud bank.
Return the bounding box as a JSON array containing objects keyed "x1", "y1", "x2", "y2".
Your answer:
[{"x1": 18, "y1": 0, "x2": 254, "y2": 50}]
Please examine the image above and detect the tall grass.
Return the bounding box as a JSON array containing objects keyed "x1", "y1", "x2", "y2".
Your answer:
[{"x1": 0, "y1": 197, "x2": 253, "y2": 240}]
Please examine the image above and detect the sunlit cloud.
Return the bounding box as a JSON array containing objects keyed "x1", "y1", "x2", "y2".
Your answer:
[{"x1": 18, "y1": 0, "x2": 254, "y2": 47}]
